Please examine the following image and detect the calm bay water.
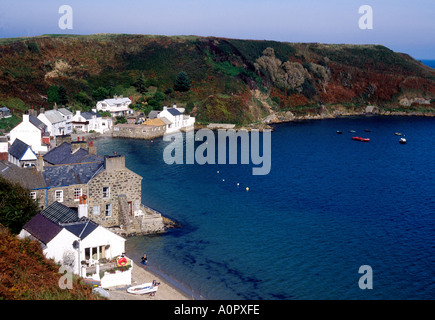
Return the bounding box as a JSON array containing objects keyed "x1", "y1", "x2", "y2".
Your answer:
[{"x1": 94, "y1": 116, "x2": 435, "y2": 300}]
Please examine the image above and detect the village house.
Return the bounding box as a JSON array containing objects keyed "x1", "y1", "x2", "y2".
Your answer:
[
  {"x1": 72, "y1": 110, "x2": 112, "y2": 134},
  {"x1": 9, "y1": 114, "x2": 49, "y2": 154},
  {"x1": 0, "y1": 107, "x2": 11, "y2": 119},
  {"x1": 58, "y1": 108, "x2": 74, "y2": 134},
  {"x1": 96, "y1": 96, "x2": 133, "y2": 118},
  {"x1": 156, "y1": 105, "x2": 195, "y2": 133},
  {"x1": 38, "y1": 109, "x2": 68, "y2": 137},
  {"x1": 8, "y1": 138, "x2": 37, "y2": 167},
  {"x1": 18, "y1": 201, "x2": 131, "y2": 288},
  {"x1": 0, "y1": 136, "x2": 8, "y2": 161}
]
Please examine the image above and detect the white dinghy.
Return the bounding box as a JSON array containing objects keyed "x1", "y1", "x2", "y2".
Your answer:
[{"x1": 127, "y1": 280, "x2": 159, "y2": 295}]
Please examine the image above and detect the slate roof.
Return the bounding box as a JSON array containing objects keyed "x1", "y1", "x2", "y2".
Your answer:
[
  {"x1": 148, "y1": 110, "x2": 160, "y2": 119},
  {"x1": 9, "y1": 139, "x2": 33, "y2": 159},
  {"x1": 63, "y1": 220, "x2": 98, "y2": 240},
  {"x1": 58, "y1": 108, "x2": 73, "y2": 116},
  {"x1": 0, "y1": 160, "x2": 46, "y2": 189},
  {"x1": 43, "y1": 142, "x2": 103, "y2": 165},
  {"x1": 81, "y1": 111, "x2": 101, "y2": 120},
  {"x1": 23, "y1": 213, "x2": 62, "y2": 245},
  {"x1": 44, "y1": 110, "x2": 64, "y2": 124},
  {"x1": 40, "y1": 201, "x2": 80, "y2": 224},
  {"x1": 103, "y1": 97, "x2": 131, "y2": 106},
  {"x1": 166, "y1": 108, "x2": 182, "y2": 116},
  {"x1": 43, "y1": 161, "x2": 104, "y2": 187},
  {"x1": 29, "y1": 115, "x2": 47, "y2": 130},
  {"x1": 25, "y1": 202, "x2": 98, "y2": 243}
]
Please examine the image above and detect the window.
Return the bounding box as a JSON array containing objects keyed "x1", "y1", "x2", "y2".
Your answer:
[
  {"x1": 30, "y1": 192, "x2": 36, "y2": 200},
  {"x1": 102, "y1": 186, "x2": 110, "y2": 198},
  {"x1": 105, "y1": 204, "x2": 112, "y2": 217},
  {"x1": 93, "y1": 206, "x2": 100, "y2": 215},
  {"x1": 55, "y1": 190, "x2": 63, "y2": 202},
  {"x1": 74, "y1": 188, "x2": 82, "y2": 201}
]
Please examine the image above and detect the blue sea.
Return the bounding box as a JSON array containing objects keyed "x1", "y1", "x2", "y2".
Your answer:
[
  {"x1": 421, "y1": 60, "x2": 435, "y2": 68},
  {"x1": 94, "y1": 116, "x2": 435, "y2": 300}
]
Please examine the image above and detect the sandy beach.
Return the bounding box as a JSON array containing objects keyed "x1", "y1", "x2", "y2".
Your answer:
[{"x1": 107, "y1": 261, "x2": 192, "y2": 300}]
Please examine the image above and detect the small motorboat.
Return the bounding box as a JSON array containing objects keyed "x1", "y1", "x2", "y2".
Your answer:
[
  {"x1": 395, "y1": 132, "x2": 402, "y2": 136},
  {"x1": 352, "y1": 137, "x2": 370, "y2": 142},
  {"x1": 336, "y1": 130, "x2": 343, "y2": 134},
  {"x1": 399, "y1": 138, "x2": 407, "y2": 144},
  {"x1": 93, "y1": 287, "x2": 110, "y2": 298},
  {"x1": 364, "y1": 129, "x2": 371, "y2": 132},
  {"x1": 349, "y1": 130, "x2": 356, "y2": 133},
  {"x1": 127, "y1": 280, "x2": 159, "y2": 295}
]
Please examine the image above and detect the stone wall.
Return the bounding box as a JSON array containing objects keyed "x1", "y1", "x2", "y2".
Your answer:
[
  {"x1": 87, "y1": 164, "x2": 142, "y2": 228},
  {"x1": 112, "y1": 124, "x2": 165, "y2": 139}
]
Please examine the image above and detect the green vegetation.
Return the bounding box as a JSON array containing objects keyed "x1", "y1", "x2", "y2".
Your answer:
[
  {"x1": 0, "y1": 176, "x2": 39, "y2": 234},
  {"x1": 0, "y1": 34, "x2": 433, "y2": 124},
  {"x1": 174, "y1": 71, "x2": 192, "y2": 92}
]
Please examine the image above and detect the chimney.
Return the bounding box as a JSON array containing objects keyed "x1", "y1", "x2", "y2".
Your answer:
[
  {"x1": 163, "y1": 106, "x2": 168, "y2": 111},
  {"x1": 36, "y1": 155, "x2": 44, "y2": 172},
  {"x1": 104, "y1": 155, "x2": 125, "y2": 172},
  {"x1": 88, "y1": 141, "x2": 97, "y2": 155},
  {"x1": 39, "y1": 107, "x2": 45, "y2": 115},
  {"x1": 53, "y1": 102, "x2": 58, "y2": 110},
  {"x1": 78, "y1": 195, "x2": 88, "y2": 219},
  {"x1": 23, "y1": 114, "x2": 30, "y2": 122}
]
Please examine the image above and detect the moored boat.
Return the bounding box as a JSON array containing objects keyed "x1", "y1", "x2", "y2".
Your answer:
[
  {"x1": 395, "y1": 132, "x2": 402, "y2": 136},
  {"x1": 336, "y1": 130, "x2": 343, "y2": 134},
  {"x1": 399, "y1": 138, "x2": 407, "y2": 144},
  {"x1": 127, "y1": 280, "x2": 159, "y2": 295},
  {"x1": 352, "y1": 136, "x2": 370, "y2": 142}
]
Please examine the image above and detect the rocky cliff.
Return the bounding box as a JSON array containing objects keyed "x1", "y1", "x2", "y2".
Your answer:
[{"x1": 0, "y1": 34, "x2": 434, "y2": 125}]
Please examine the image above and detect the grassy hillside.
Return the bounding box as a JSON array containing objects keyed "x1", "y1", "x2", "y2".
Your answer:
[{"x1": 0, "y1": 34, "x2": 434, "y2": 124}]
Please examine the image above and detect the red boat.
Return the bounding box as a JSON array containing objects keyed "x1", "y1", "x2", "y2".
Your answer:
[{"x1": 352, "y1": 137, "x2": 370, "y2": 142}]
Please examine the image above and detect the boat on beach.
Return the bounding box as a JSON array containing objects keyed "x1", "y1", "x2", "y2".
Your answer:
[{"x1": 127, "y1": 280, "x2": 159, "y2": 295}]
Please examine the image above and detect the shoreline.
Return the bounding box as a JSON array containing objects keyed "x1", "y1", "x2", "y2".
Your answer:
[{"x1": 107, "y1": 260, "x2": 194, "y2": 300}]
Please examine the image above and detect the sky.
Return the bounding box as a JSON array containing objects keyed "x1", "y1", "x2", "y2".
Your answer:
[{"x1": 0, "y1": 0, "x2": 434, "y2": 59}]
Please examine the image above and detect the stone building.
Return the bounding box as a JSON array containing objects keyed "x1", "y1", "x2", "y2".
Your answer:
[{"x1": 0, "y1": 141, "x2": 165, "y2": 235}]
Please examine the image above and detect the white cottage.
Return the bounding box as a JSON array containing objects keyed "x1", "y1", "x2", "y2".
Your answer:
[
  {"x1": 96, "y1": 96, "x2": 133, "y2": 118},
  {"x1": 8, "y1": 138, "x2": 37, "y2": 167},
  {"x1": 9, "y1": 114, "x2": 48, "y2": 153},
  {"x1": 158, "y1": 105, "x2": 195, "y2": 133},
  {"x1": 38, "y1": 109, "x2": 67, "y2": 136},
  {"x1": 19, "y1": 201, "x2": 131, "y2": 288},
  {"x1": 72, "y1": 111, "x2": 111, "y2": 133}
]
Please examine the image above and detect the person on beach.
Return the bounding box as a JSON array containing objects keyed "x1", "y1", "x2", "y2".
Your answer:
[{"x1": 141, "y1": 254, "x2": 147, "y2": 265}]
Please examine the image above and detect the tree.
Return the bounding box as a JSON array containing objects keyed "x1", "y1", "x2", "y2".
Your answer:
[
  {"x1": 174, "y1": 71, "x2": 191, "y2": 92},
  {"x1": 147, "y1": 91, "x2": 165, "y2": 109},
  {"x1": 47, "y1": 85, "x2": 60, "y2": 104},
  {"x1": 92, "y1": 87, "x2": 110, "y2": 101},
  {"x1": 58, "y1": 85, "x2": 68, "y2": 105},
  {"x1": 134, "y1": 74, "x2": 147, "y2": 94},
  {"x1": 0, "y1": 176, "x2": 39, "y2": 234}
]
